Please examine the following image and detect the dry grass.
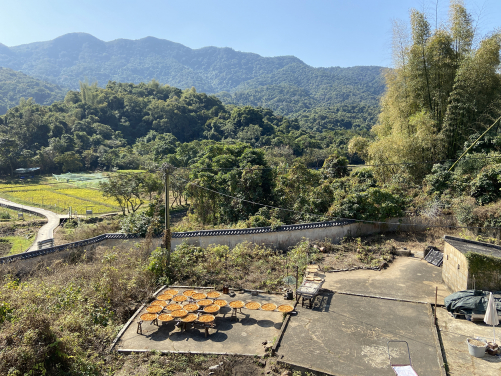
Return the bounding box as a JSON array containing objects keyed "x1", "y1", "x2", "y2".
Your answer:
[{"x1": 0, "y1": 242, "x2": 156, "y2": 375}]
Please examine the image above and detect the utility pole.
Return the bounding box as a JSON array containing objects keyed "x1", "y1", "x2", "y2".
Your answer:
[{"x1": 162, "y1": 163, "x2": 175, "y2": 271}]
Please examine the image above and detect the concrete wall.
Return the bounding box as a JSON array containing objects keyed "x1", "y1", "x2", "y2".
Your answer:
[
  {"x1": 1, "y1": 215, "x2": 440, "y2": 274},
  {"x1": 171, "y1": 217, "x2": 431, "y2": 250},
  {"x1": 442, "y1": 242, "x2": 469, "y2": 292}
]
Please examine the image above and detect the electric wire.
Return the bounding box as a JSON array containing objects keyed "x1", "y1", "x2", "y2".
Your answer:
[{"x1": 172, "y1": 172, "x2": 501, "y2": 231}]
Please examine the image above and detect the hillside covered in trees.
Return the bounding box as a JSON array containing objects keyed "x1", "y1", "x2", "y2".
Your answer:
[
  {"x1": 0, "y1": 67, "x2": 66, "y2": 115},
  {"x1": 0, "y1": 34, "x2": 384, "y2": 128}
]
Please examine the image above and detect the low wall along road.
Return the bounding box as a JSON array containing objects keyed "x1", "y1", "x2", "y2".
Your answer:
[{"x1": 0, "y1": 209, "x2": 439, "y2": 269}]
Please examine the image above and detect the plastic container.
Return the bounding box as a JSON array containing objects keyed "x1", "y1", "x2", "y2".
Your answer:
[{"x1": 467, "y1": 339, "x2": 487, "y2": 357}]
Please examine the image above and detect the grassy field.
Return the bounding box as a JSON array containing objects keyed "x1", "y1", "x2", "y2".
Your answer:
[{"x1": 2, "y1": 235, "x2": 35, "y2": 254}]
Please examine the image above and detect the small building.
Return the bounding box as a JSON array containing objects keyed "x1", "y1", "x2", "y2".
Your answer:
[
  {"x1": 14, "y1": 167, "x2": 40, "y2": 175},
  {"x1": 443, "y1": 235, "x2": 501, "y2": 292}
]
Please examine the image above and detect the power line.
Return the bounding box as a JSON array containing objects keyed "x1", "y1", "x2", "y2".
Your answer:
[
  {"x1": 173, "y1": 153, "x2": 501, "y2": 171},
  {"x1": 174, "y1": 173, "x2": 501, "y2": 231}
]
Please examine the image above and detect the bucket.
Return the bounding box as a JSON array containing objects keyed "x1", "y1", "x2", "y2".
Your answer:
[{"x1": 467, "y1": 339, "x2": 487, "y2": 357}]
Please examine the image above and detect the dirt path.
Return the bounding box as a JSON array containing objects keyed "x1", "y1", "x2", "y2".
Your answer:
[{"x1": 0, "y1": 197, "x2": 60, "y2": 252}]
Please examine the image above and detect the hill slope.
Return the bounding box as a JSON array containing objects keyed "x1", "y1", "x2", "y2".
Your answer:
[
  {"x1": 0, "y1": 33, "x2": 385, "y2": 128},
  {"x1": 0, "y1": 67, "x2": 66, "y2": 114}
]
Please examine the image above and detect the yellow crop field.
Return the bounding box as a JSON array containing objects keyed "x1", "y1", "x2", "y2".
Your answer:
[
  {"x1": 3, "y1": 190, "x2": 118, "y2": 214},
  {"x1": 54, "y1": 188, "x2": 119, "y2": 207}
]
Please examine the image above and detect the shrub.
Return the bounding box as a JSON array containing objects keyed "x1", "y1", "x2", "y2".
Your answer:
[{"x1": 470, "y1": 164, "x2": 501, "y2": 205}]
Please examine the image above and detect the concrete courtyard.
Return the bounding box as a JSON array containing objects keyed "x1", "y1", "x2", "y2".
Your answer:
[{"x1": 117, "y1": 291, "x2": 284, "y2": 356}]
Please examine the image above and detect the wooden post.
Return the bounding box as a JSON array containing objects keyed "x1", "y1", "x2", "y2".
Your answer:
[
  {"x1": 434, "y1": 286, "x2": 438, "y2": 324},
  {"x1": 162, "y1": 163, "x2": 175, "y2": 273},
  {"x1": 296, "y1": 266, "x2": 299, "y2": 295}
]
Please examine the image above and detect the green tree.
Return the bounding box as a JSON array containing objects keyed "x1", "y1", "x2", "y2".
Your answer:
[
  {"x1": 99, "y1": 172, "x2": 147, "y2": 214},
  {"x1": 369, "y1": 2, "x2": 501, "y2": 181},
  {"x1": 54, "y1": 151, "x2": 83, "y2": 172}
]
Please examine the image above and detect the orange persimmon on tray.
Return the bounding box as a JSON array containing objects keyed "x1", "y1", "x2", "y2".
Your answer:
[
  {"x1": 203, "y1": 304, "x2": 220, "y2": 313},
  {"x1": 158, "y1": 313, "x2": 174, "y2": 322},
  {"x1": 140, "y1": 313, "x2": 157, "y2": 321},
  {"x1": 192, "y1": 292, "x2": 207, "y2": 300},
  {"x1": 150, "y1": 300, "x2": 167, "y2": 307},
  {"x1": 198, "y1": 314, "x2": 215, "y2": 323},
  {"x1": 164, "y1": 289, "x2": 178, "y2": 296},
  {"x1": 170, "y1": 309, "x2": 188, "y2": 318},
  {"x1": 245, "y1": 302, "x2": 261, "y2": 310},
  {"x1": 277, "y1": 304, "x2": 294, "y2": 313},
  {"x1": 182, "y1": 313, "x2": 198, "y2": 322},
  {"x1": 183, "y1": 290, "x2": 196, "y2": 297},
  {"x1": 207, "y1": 291, "x2": 221, "y2": 299},
  {"x1": 261, "y1": 303, "x2": 278, "y2": 311},
  {"x1": 157, "y1": 294, "x2": 173, "y2": 301},
  {"x1": 165, "y1": 303, "x2": 182, "y2": 311},
  {"x1": 229, "y1": 300, "x2": 244, "y2": 309},
  {"x1": 183, "y1": 303, "x2": 199, "y2": 312},
  {"x1": 197, "y1": 299, "x2": 213, "y2": 306},
  {"x1": 173, "y1": 295, "x2": 187, "y2": 302},
  {"x1": 146, "y1": 305, "x2": 163, "y2": 313},
  {"x1": 214, "y1": 299, "x2": 227, "y2": 307}
]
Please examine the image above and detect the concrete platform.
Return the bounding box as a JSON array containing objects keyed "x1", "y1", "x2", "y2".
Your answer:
[
  {"x1": 277, "y1": 293, "x2": 443, "y2": 375},
  {"x1": 116, "y1": 290, "x2": 285, "y2": 355},
  {"x1": 323, "y1": 257, "x2": 449, "y2": 305}
]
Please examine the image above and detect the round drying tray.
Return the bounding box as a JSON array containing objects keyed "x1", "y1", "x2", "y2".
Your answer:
[
  {"x1": 150, "y1": 300, "x2": 167, "y2": 307},
  {"x1": 261, "y1": 303, "x2": 278, "y2": 311},
  {"x1": 158, "y1": 313, "x2": 175, "y2": 322},
  {"x1": 203, "y1": 304, "x2": 220, "y2": 314},
  {"x1": 181, "y1": 313, "x2": 198, "y2": 323},
  {"x1": 140, "y1": 313, "x2": 157, "y2": 321},
  {"x1": 146, "y1": 305, "x2": 163, "y2": 314},
  {"x1": 245, "y1": 302, "x2": 261, "y2": 310},
  {"x1": 172, "y1": 295, "x2": 188, "y2": 303},
  {"x1": 183, "y1": 290, "x2": 196, "y2": 297},
  {"x1": 192, "y1": 292, "x2": 207, "y2": 300},
  {"x1": 229, "y1": 300, "x2": 245, "y2": 309},
  {"x1": 198, "y1": 314, "x2": 215, "y2": 323},
  {"x1": 197, "y1": 299, "x2": 213, "y2": 307},
  {"x1": 207, "y1": 291, "x2": 221, "y2": 299},
  {"x1": 277, "y1": 304, "x2": 294, "y2": 313},
  {"x1": 170, "y1": 309, "x2": 188, "y2": 318},
  {"x1": 157, "y1": 294, "x2": 173, "y2": 301},
  {"x1": 165, "y1": 303, "x2": 183, "y2": 312},
  {"x1": 214, "y1": 299, "x2": 227, "y2": 307},
  {"x1": 163, "y1": 289, "x2": 179, "y2": 296},
  {"x1": 183, "y1": 303, "x2": 200, "y2": 312}
]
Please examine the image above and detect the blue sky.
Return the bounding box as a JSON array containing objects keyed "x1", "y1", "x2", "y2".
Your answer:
[{"x1": 1, "y1": 0, "x2": 500, "y2": 68}]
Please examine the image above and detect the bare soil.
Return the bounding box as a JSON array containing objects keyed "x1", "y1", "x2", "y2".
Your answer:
[{"x1": 115, "y1": 353, "x2": 288, "y2": 376}]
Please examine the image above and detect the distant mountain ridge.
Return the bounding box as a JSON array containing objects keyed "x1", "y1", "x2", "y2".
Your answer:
[{"x1": 0, "y1": 33, "x2": 385, "y2": 128}]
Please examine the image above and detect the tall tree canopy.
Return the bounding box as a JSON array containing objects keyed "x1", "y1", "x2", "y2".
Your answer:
[{"x1": 369, "y1": 1, "x2": 501, "y2": 181}]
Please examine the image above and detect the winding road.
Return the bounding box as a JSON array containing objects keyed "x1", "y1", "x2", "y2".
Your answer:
[{"x1": 0, "y1": 197, "x2": 61, "y2": 252}]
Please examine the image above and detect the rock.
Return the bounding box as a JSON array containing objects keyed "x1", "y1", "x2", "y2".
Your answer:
[
  {"x1": 265, "y1": 344, "x2": 273, "y2": 352},
  {"x1": 262, "y1": 341, "x2": 268, "y2": 345},
  {"x1": 281, "y1": 371, "x2": 292, "y2": 376},
  {"x1": 208, "y1": 362, "x2": 223, "y2": 370},
  {"x1": 320, "y1": 246, "x2": 326, "y2": 252},
  {"x1": 257, "y1": 359, "x2": 267, "y2": 367}
]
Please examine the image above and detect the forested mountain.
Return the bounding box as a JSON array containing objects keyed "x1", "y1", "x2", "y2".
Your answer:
[
  {"x1": 0, "y1": 67, "x2": 66, "y2": 114},
  {"x1": 0, "y1": 81, "x2": 369, "y2": 176},
  {"x1": 0, "y1": 33, "x2": 385, "y2": 128}
]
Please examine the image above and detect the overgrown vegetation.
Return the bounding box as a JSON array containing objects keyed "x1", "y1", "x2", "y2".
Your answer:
[{"x1": 0, "y1": 234, "x2": 392, "y2": 375}]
